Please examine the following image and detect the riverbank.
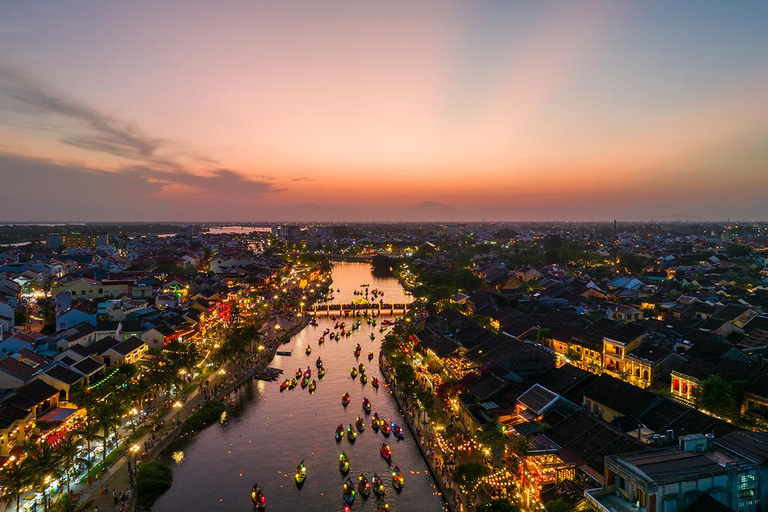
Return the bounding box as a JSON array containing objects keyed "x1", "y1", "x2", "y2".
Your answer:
[
  {"x1": 379, "y1": 353, "x2": 462, "y2": 512},
  {"x1": 77, "y1": 310, "x2": 311, "y2": 512}
]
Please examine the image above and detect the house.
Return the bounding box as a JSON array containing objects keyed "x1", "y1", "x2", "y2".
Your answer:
[
  {"x1": 625, "y1": 344, "x2": 687, "y2": 389},
  {"x1": 0, "y1": 402, "x2": 35, "y2": 456},
  {"x1": 582, "y1": 374, "x2": 660, "y2": 423},
  {"x1": 53, "y1": 322, "x2": 97, "y2": 351},
  {"x1": 102, "y1": 336, "x2": 147, "y2": 366},
  {"x1": 602, "y1": 323, "x2": 648, "y2": 378},
  {"x1": 70, "y1": 356, "x2": 105, "y2": 386},
  {"x1": 39, "y1": 363, "x2": 85, "y2": 402},
  {"x1": 606, "y1": 304, "x2": 643, "y2": 323},
  {"x1": 0, "y1": 356, "x2": 43, "y2": 390},
  {"x1": 0, "y1": 299, "x2": 14, "y2": 333},
  {"x1": 141, "y1": 324, "x2": 177, "y2": 350},
  {"x1": 55, "y1": 306, "x2": 97, "y2": 331}
]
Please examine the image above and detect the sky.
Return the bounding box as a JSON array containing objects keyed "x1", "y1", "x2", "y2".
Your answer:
[{"x1": 0, "y1": 0, "x2": 767, "y2": 222}]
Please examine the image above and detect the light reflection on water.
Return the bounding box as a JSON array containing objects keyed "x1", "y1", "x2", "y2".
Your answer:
[{"x1": 153, "y1": 263, "x2": 444, "y2": 512}]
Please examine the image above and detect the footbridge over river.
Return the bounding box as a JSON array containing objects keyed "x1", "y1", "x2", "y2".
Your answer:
[{"x1": 302, "y1": 302, "x2": 409, "y2": 316}]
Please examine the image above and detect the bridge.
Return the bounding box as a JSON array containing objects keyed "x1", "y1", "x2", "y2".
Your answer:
[{"x1": 302, "y1": 302, "x2": 409, "y2": 316}]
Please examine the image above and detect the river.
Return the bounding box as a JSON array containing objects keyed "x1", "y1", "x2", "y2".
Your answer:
[{"x1": 153, "y1": 263, "x2": 446, "y2": 512}]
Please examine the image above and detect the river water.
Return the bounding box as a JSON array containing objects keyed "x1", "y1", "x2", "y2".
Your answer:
[{"x1": 153, "y1": 263, "x2": 446, "y2": 512}]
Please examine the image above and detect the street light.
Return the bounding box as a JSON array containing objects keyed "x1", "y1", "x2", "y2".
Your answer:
[{"x1": 173, "y1": 401, "x2": 183, "y2": 424}]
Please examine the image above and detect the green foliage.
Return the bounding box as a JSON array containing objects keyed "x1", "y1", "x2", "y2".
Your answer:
[
  {"x1": 180, "y1": 400, "x2": 226, "y2": 434},
  {"x1": 136, "y1": 461, "x2": 173, "y2": 506},
  {"x1": 372, "y1": 254, "x2": 398, "y2": 277},
  {"x1": 618, "y1": 254, "x2": 651, "y2": 273},
  {"x1": 696, "y1": 375, "x2": 746, "y2": 421},
  {"x1": 477, "y1": 500, "x2": 521, "y2": 512},
  {"x1": 726, "y1": 244, "x2": 753, "y2": 259},
  {"x1": 544, "y1": 499, "x2": 576, "y2": 512},
  {"x1": 452, "y1": 462, "x2": 489, "y2": 490},
  {"x1": 477, "y1": 419, "x2": 507, "y2": 457}
]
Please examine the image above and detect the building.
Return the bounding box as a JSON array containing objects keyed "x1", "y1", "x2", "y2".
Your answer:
[
  {"x1": 47, "y1": 232, "x2": 108, "y2": 250},
  {"x1": 587, "y1": 434, "x2": 760, "y2": 512}
]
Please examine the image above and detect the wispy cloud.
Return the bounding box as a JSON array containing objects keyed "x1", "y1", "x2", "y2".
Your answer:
[
  {"x1": 0, "y1": 63, "x2": 167, "y2": 164},
  {"x1": 291, "y1": 176, "x2": 315, "y2": 182}
]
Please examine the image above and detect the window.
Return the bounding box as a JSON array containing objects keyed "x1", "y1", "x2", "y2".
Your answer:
[{"x1": 738, "y1": 474, "x2": 756, "y2": 499}]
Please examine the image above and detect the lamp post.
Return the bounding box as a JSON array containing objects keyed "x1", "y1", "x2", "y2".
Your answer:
[
  {"x1": 129, "y1": 408, "x2": 138, "y2": 435},
  {"x1": 173, "y1": 401, "x2": 183, "y2": 425}
]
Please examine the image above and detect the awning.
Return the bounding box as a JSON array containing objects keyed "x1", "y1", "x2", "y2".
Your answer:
[{"x1": 36, "y1": 407, "x2": 78, "y2": 423}]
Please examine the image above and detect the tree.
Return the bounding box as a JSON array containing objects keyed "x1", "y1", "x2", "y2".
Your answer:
[
  {"x1": 136, "y1": 461, "x2": 173, "y2": 507},
  {"x1": 95, "y1": 399, "x2": 125, "y2": 463},
  {"x1": 25, "y1": 441, "x2": 62, "y2": 512},
  {"x1": 696, "y1": 375, "x2": 745, "y2": 421},
  {"x1": 477, "y1": 500, "x2": 521, "y2": 512},
  {"x1": 478, "y1": 419, "x2": 508, "y2": 458},
  {"x1": 0, "y1": 458, "x2": 35, "y2": 512},
  {"x1": 53, "y1": 495, "x2": 95, "y2": 512},
  {"x1": 452, "y1": 462, "x2": 489, "y2": 491},
  {"x1": 544, "y1": 499, "x2": 576, "y2": 512},
  {"x1": 74, "y1": 413, "x2": 100, "y2": 474},
  {"x1": 56, "y1": 434, "x2": 83, "y2": 493}
]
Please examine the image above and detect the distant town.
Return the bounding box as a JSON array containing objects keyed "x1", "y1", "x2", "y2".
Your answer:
[{"x1": 0, "y1": 221, "x2": 768, "y2": 512}]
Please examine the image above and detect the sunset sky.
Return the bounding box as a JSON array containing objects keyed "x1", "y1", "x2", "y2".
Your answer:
[{"x1": 1, "y1": 0, "x2": 767, "y2": 221}]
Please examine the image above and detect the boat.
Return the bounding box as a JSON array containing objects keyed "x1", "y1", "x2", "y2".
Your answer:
[
  {"x1": 380, "y1": 326, "x2": 387, "y2": 332},
  {"x1": 358, "y1": 363, "x2": 366, "y2": 374},
  {"x1": 324, "y1": 328, "x2": 330, "y2": 335},
  {"x1": 342, "y1": 393, "x2": 351, "y2": 406},
  {"x1": 358, "y1": 473, "x2": 371, "y2": 497},
  {"x1": 276, "y1": 350, "x2": 292, "y2": 356},
  {"x1": 368, "y1": 351, "x2": 374, "y2": 361},
  {"x1": 377, "y1": 502, "x2": 390, "y2": 512},
  {"x1": 372, "y1": 473, "x2": 385, "y2": 496},
  {"x1": 308, "y1": 380, "x2": 316, "y2": 393},
  {"x1": 347, "y1": 424, "x2": 357, "y2": 442},
  {"x1": 380, "y1": 421, "x2": 391, "y2": 437},
  {"x1": 362, "y1": 398, "x2": 371, "y2": 414},
  {"x1": 371, "y1": 378, "x2": 380, "y2": 389},
  {"x1": 342, "y1": 477, "x2": 356, "y2": 505},
  {"x1": 279, "y1": 380, "x2": 289, "y2": 392},
  {"x1": 318, "y1": 367, "x2": 326, "y2": 379},
  {"x1": 335, "y1": 424, "x2": 344, "y2": 442},
  {"x1": 350, "y1": 367, "x2": 358, "y2": 379},
  {"x1": 392, "y1": 466, "x2": 404, "y2": 492},
  {"x1": 360, "y1": 374, "x2": 368, "y2": 385},
  {"x1": 309, "y1": 319, "x2": 318, "y2": 326},
  {"x1": 355, "y1": 416, "x2": 365, "y2": 432},
  {"x1": 289, "y1": 378, "x2": 297, "y2": 389},
  {"x1": 371, "y1": 413, "x2": 380, "y2": 431},
  {"x1": 295, "y1": 368, "x2": 302, "y2": 379},
  {"x1": 392, "y1": 423, "x2": 404, "y2": 440},
  {"x1": 318, "y1": 337, "x2": 325, "y2": 345},
  {"x1": 304, "y1": 368, "x2": 312, "y2": 378},
  {"x1": 251, "y1": 483, "x2": 266, "y2": 510},
  {"x1": 339, "y1": 451, "x2": 350, "y2": 474},
  {"x1": 380, "y1": 442, "x2": 392, "y2": 463},
  {"x1": 294, "y1": 460, "x2": 307, "y2": 484},
  {"x1": 370, "y1": 333, "x2": 376, "y2": 341},
  {"x1": 316, "y1": 357, "x2": 323, "y2": 368},
  {"x1": 300, "y1": 377, "x2": 308, "y2": 389},
  {"x1": 305, "y1": 345, "x2": 312, "y2": 355}
]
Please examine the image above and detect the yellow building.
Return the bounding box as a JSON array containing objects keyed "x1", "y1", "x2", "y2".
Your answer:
[
  {"x1": 52, "y1": 277, "x2": 130, "y2": 300},
  {"x1": 47, "y1": 232, "x2": 108, "y2": 249},
  {"x1": 602, "y1": 324, "x2": 647, "y2": 378}
]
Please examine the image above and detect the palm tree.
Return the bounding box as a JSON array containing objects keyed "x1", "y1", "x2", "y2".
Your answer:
[
  {"x1": 24, "y1": 441, "x2": 62, "y2": 512},
  {"x1": 94, "y1": 399, "x2": 124, "y2": 464},
  {"x1": 56, "y1": 434, "x2": 83, "y2": 494},
  {"x1": 0, "y1": 458, "x2": 35, "y2": 512},
  {"x1": 74, "y1": 413, "x2": 100, "y2": 475}
]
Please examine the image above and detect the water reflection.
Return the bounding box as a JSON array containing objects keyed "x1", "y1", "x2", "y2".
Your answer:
[{"x1": 153, "y1": 263, "x2": 443, "y2": 512}]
